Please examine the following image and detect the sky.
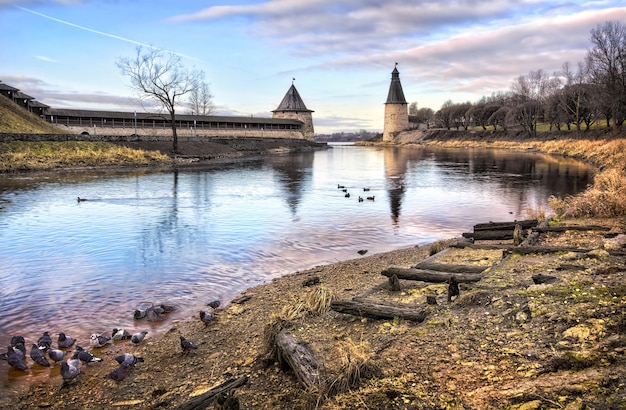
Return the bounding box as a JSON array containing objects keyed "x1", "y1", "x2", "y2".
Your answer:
[{"x1": 1, "y1": 1, "x2": 625, "y2": 134}]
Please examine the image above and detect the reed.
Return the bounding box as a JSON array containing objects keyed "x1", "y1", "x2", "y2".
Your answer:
[{"x1": 0, "y1": 141, "x2": 169, "y2": 172}]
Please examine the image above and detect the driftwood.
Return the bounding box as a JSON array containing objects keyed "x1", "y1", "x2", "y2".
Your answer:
[
  {"x1": 274, "y1": 328, "x2": 325, "y2": 392},
  {"x1": 331, "y1": 299, "x2": 428, "y2": 322},
  {"x1": 176, "y1": 375, "x2": 249, "y2": 410},
  {"x1": 531, "y1": 225, "x2": 611, "y2": 232},
  {"x1": 412, "y1": 261, "x2": 487, "y2": 274},
  {"x1": 455, "y1": 243, "x2": 626, "y2": 257},
  {"x1": 462, "y1": 230, "x2": 517, "y2": 240},
  {"x1": 381, "y1": 267, "x2": 482, "y2": 283},
  {"x1": 473, "y1": 220, "x2": 538, "y2": 231}
]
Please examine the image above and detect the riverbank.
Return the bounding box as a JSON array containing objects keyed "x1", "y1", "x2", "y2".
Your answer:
[{"x1": 1, "y1": 133, "x2": 625, "y2": 409}]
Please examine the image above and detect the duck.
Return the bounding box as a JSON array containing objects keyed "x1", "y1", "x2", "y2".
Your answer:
[
  {"x1": 358, "y1": 196, "x2": 364, "y2": 202},
  {"x1": 363, "y1": 187, "x2": 370, "y2": 191},
  {"x1": 366, "y1": 196, "x2": 375, "y2": 201},
  {"x1": 345, "y1": 193, "x2": 350, "y2": 198},
  {"x1": 77, "y1": 197, "x2": 88, "y2": 202},
  {"x1": 337, "y1": 184, "x2": 345, "y2": 189}
]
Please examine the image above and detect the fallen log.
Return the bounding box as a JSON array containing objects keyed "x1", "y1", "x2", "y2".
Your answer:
[
  {"x1": 175, "y1": 375, "x2": 249, "y2": 410},
  {"x1": 473, "y1": 220, "x2": 538, "y2": 231},
  {"x1": 455, "y1": 243, "x2": 626, "y2": 257},
  {"x1": 275, "y1": 329, "x2": 325, "y2": 391},
  {"x1": 412, "y1": 261, "x2": 488, "y2": 274},
  {"x1": 381, "y1": 267, "x2": 483, "y2": 283},
  {"x1": 462, "y1": 230, "x2": 516, "y2": 240},
  {"x1": 331, "y1": 299, "x2": 428, "y2": 322}
]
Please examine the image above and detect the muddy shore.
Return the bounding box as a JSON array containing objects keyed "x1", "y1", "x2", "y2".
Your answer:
[{"x1": 1, "y1": 138, "x2": 625, "y2": 409}]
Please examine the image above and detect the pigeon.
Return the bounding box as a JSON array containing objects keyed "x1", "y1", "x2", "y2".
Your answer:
[
  {"x1": 73, "y1": 346, "x2": 103, "y2": 364},
  {"x1": 58, "y1": 332, "x2": 76, "y2": 349},
  {"x1": 7, "y1": 346, "x2": 28, "y2": 371},
  {"x1": 157, "y1": 303, "x2": 176, "y2": 313},
  {"x1": 199, "y1": 310, "x2": 216, "y2": 326},
  {"x1": 38, "y1": 331, "x2": 53, "y2": 350},
  {"x1": 112, "y1": 328, "x2": 132, "y2": 341},
  {"x1": 60, "y1": 359, "x2": 82, "y2": 386},
  {"x1": 12, "y1": 342, "x2": 26, "y2": 359},
  {"x1": 130, "y1": 331, "x2": 148, "y2": 345},
  {"x1": 207, "y1": 300, "x2": 221, "y2": 310},
  {"x1": 106, "y1": 363, "x2": 130, "y2": 382},
  {"x1": 133, "y1": 309, "x2": 147, "y2": 320},
  {"x1": 30, "y1": 344, "x2": 51, "y2": 367},
  {"x1": 48, "y1": 348, "x2": 70, "y2": 364},
  {"x1": 114, "y1": 353, "x2": 144, "y2": 367},
  {"x1": 10, "y1": 335, "x2": 25, "y2": 347},
  {"x1": 357, "y1": 249, "x2": 368, "y2": 255},
  {"x1": 90, "y1": 333, "x2": 112, "y2": 348},
  {"x1": 180, "y1": 336, "x2": 197, "y2": 355}
]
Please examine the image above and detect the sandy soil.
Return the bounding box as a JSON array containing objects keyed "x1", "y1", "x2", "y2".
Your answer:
[{"x1": 2, "y1": 215, "x2": 625, "y2": 410}]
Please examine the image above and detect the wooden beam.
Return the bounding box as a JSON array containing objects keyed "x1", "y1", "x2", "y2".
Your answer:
[
  {"x1": 381, "y1": 267, "x2": 483, "y2": 283},
  {"x1": 473, "y1": 220, "x2": 538, "y2": 231},
  {"x1": 331, "y1": 299, "x2": 428, "y2": 322}
]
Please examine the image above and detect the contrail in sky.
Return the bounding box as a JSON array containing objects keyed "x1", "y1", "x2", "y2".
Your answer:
[{"x1": 15, "y1": 6, "x2": 200, "y2": 60}]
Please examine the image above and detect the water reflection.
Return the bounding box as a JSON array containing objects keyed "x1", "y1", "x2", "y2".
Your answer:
[{"x1": 0, "y1": 145, "x2": 594, "y2": 391}]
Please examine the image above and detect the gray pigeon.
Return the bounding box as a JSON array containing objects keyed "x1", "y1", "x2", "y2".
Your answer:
[
  {"x1": 10, "y1": 335, "x2": 25, "y2": 347},
  {"x1": 30, "y1": 344, "x2": 51, "y2": 367},
  {"x1": 112, "y1": 328, "x2": 132, "y2": 341},
  {"x1": 60, "y1": 359, "x2": 82, "y2": 386},
  {"x1": 11, "y1": 342, "x2": 26, "y2": 359},
  {"x1": 57, "y1": 332, "x2": 76, "y2": 349},
  {"x1": 38, "y1": 331, "x2": 53, "y2": 350},
  {"x1": 106, "y1": 363, "x2": 130, "y2": 382},
  {"x1": 180, "y1": 336, "x2": 197, "y2": 355},
  {"x1": 207, "y1": 300, "x2": 221, "y2": 310},
  {"x1": 133, "y1": 309, "x2": 147, "y2": 320},
  {"x1": 7, "y1": 346, "x2": 28, "y2": 371},
  {"x1": 73, "y1": 346, "x2": 103, "y2": 364},
  {"x1": 130, "y1": 331, "x2": 148, "y2": 345},
  {"x1": 114, "y1": 353, "x2": 144, "y2": 367},
  {"x1": 199, "y1": 310, "x2": 216, "y2": 326},
  {"x1": 48, "y1": 348, "x2": 70, "y2": 364},
  {"x1": 90, "y1": 333, "x2": 112, "y2": 348}
]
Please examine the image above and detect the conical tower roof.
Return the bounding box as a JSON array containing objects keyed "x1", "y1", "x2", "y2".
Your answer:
[
  {"x1": 273, "y1": 84, "x2": 313, "y2": 113},
  {"x1": 385, "y1": 65, "x2": 407, "y2": 104}
]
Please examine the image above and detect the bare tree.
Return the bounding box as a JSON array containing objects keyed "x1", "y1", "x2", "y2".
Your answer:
[
  {"x1": 408, "y1": 102, "x2": 418, "y2": 116},
  {"x1": 510, "y1": 69, "x2": 559, "y2": 137},
  {"x1": 117, "y1": 46, "x2": 205, "y2": 153},
  {"x1": 188, "y1": 81, "x2": 215, "y2": 116}
]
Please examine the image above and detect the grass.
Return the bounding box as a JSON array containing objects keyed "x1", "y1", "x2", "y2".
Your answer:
[
  {"x1": 0, "y1": 141, "x2": 169, "y2": 172},
  {"x1": 0, "y1": 95, "x2": 65, "y2": 134}
]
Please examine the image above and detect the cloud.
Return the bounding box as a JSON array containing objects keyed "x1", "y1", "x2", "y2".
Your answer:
[{"x1": 34, "y1": 55, "x2": 57, "y2": 63}]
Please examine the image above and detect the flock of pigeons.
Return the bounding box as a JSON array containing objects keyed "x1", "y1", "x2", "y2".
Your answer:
[
  {"x1": 1, "y1": 300, "x2": 221, "y2": 388},
  {"x1": 337, "y1": 184, "x2": 375, "y2": 202}
]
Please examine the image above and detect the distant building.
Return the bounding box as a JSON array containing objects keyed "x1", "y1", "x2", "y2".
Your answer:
[
  {"x1": 272, "y1": 82, "x2": 315, "y2": 140},
  {"x1": 383, "y1": 64, "x2": 409, "y2": 142}
]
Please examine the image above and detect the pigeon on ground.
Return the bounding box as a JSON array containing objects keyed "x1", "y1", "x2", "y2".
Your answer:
[
  {"x1": 106, "y1": 363, "x2": 130, "y2": 382},
  {"x1": 114, "y1": 353, "x2": 144, "y2": 367},
  {"x1": 90, "y1": 333, "x2": 112, "y2": 348},
  {"x1": 60, "y1": 359, "x2": 82, "y2": 386},
  {"x1": 38, "y1": 331, "x2": 53, "y2": 350},
  {"x1": 131, "y1": 331, "x2": 148, "y2": 345},
  {"x1": 207, "y1": 300, "x2": 221, "y2": 310},
  {"x1": 30, "y1": 344, "x2": 51, "y2": 367},
  {"x1": 180, "y1": 336, "x2": 198, "y2": 355},
  {"x1": 12, "y1": 342, "x2": 26, "y2": 359},
  {"x1": 133, "y1": 309, "x2": 147, "y2": 320},
  {"x1": 57, "y1": 333, "x2": 76, "y2": 349},
  {"x1": 48, "y1": 348, "x2": 70, "y2": 364},
  {"x1": 73, "y1": 346, "x2": 103, "y2": 364},
  {"x1": 10, "y1": 335, "x2": 26, "y2": 347},
  {"x1": 7, "y1": 346, "x2": 28, "y2": 371},
  {"x1": 112, "y1": 328, "x2": 132, "y2": 341},
  {"x1": 199, "y1": 310, "x2": 216, "y2": 326}
]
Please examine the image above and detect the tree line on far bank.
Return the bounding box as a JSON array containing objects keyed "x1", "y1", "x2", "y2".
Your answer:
[{"x1": 411, "y1": 20, "x2": 626, "y2": 139}]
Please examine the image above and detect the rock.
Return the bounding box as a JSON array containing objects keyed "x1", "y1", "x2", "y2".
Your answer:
[
  {"x1": 586, "y1": 248, "x2": 610, "y2": 260},
  {"x1": 603, "y1": 233, "x2": 626, "y2": 250}
]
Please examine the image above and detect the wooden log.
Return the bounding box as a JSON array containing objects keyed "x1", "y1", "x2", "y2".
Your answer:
[
  {"x1": 531, "y1": 225, "x2": 611, "y2": 232},
  {"x1": 274, "y1": 329, "x2": 325, "y2": 392},
  {"x1": 473, "y1": 220, "x2": 538, "y2": 231},
  {"x1": 456, "y1": 243, "x2": 626, "y2": 257},
  {"x1": 381, "y1": 267, "x2": 482, "y2": 283},
  {"x1": 331, "y1": 299, "x2": 428, "y2": 322},
  {"x1": 463, "y1": 230, "x2": 515, "y2": 240},
  {"x1": 412, "y1": 261, "x2": 487, "y2": 274},
  {"x1": 176, "y1": 375, "x2": 249, "y2": 410}
]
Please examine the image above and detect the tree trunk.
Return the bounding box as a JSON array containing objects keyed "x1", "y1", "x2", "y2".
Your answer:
[
  {"x1": 170, "y1": 110, "x2": 178, "y2": 154},
  {"x1": 175, "y1": 375, "x2": 249, "y2": 410},
  {"x1": 381, "y1": 267, "x2": 483, "y2": 283},
  {"x1": 274, "y1": 329, "x2": 325, "y2": 392},
  {"x1": 331, "y1": 299, "x2": 428, "y2": 322}
]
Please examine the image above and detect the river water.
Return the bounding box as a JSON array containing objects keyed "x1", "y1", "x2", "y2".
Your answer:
[{"x1": 0, "y1": 143, "x2": 594, "y2": 387}]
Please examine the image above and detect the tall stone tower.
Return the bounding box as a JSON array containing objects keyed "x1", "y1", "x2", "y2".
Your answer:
[
  {"x1": 272, "y1": 81, "x2": 315, "y2": 140},
  {"x1": 383, "y1": 64, "x2": 408, "y2": 142}
]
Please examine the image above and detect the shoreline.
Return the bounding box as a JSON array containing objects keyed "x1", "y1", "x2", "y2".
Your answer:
[{"x1": 1, "y1": 134, "x2": 625, "y2": 409}]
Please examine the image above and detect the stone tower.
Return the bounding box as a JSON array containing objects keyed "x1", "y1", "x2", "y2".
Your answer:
[
  {"x1": 272, "y1": 82, "x2": 315, "y2": 140},
  {"x1": 383, "y1": 64, "x2": 408, "y2": 142}
]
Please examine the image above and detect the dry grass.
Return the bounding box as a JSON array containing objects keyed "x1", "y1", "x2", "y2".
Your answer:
[{"x1": 0, "y1": 141, "x2": 169, "y2": 172}]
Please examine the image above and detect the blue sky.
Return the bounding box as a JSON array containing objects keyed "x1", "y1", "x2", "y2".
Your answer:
[{"x1": 1, "y1": 1, "x2": 625, "y2": 134}]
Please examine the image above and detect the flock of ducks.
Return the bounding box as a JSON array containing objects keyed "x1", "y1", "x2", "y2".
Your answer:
[
  {"x1": 337, "y1": 184, "x2": 375, "y2": 202},
  {"x1": 1, "y1": 300, "x2": 221, "y2": 387}
]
